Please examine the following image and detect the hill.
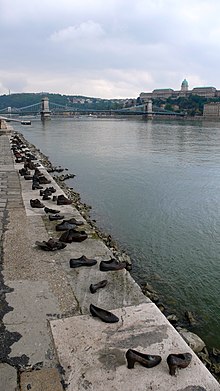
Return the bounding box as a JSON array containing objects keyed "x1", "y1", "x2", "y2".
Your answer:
[{"x1": 0, "y1": 93, "x2": 135, "y2": 111}]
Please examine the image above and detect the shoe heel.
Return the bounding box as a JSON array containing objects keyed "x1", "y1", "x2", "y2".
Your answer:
[
  {"x1": 126, "y1": 351, "x2": 135, "y2": 369},
  {"x1": 90, "y1": 284, "x2": 97, "y2": 294},
  {"x1": 168, "y1": 363, "x2": 177, "y2": 376},
  {"x1": 127, "y1": 358, "x2": 135, "y2": 369}
]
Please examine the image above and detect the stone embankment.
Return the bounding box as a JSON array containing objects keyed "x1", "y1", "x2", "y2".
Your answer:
[{"x1": 0, "y1": 120, "x2": 220, "y2": 390}]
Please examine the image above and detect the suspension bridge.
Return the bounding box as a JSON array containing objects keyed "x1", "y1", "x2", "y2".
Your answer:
[{"x1": 0, "y1": 97, "x2": 184, "y2": 123}]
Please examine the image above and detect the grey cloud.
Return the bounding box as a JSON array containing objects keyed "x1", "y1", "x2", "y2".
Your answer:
[
  {"x1": 50, "y1": 21, "x2": 105, "y2": 43},
  {"x1": 1, "y1": 0, "x2": 220, "y2": 97}
]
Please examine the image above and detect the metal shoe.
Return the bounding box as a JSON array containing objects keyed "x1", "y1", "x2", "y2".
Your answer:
[
  {"x1": 30, "y1": 199, "x2": 45, "y2": 208},
  {"x1": 56, "y1": 221, "x2": 76, "y2": 231},
  {"x1": 44, "y1": 207, "x2": 60, "y2": 214},
  {"x1": 63, "y1": 218, "x2": 84, "y2": 226},
  {"x1": 167, "y1": 353, "x2": 192, "y2": 376},
  {"x1": 90, "y1": 304, "x2": 119, "y2": 323},
  {"x1": 49, "y1": 214, "x2": 64, "y2": 221},
  {"x1": 59, "y1": 229, "x2": 87, "y2": 243},
  {"x1": 126, "y1": 349, "x2": 162, "y2": 369},
  {"x1": 32, "y1": 183, "x2": 44, "y2": 190},
  {"x1": 100, "y1": 259, "x2": 127, "y2": 272},
  {"x1": 35, "y1": 239, "x2": 67, "y2": 251},
  {"x1": 69, "y1": 255, "x2": 97, "y2": 268},
  {"x1": 90, "y1": 280, "x2": 108, "y2": 293},
  {"x1": 38, "y1": 176, "x2": 51, "y2": 184},
  {"x1": 57, "y1": 195, "x2": 72, "y2": 205}
]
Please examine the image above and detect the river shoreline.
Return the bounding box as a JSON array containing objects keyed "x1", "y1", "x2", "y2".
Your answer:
[{"x1": 14, "y1": 129, "x2": 220, "y2": 383}]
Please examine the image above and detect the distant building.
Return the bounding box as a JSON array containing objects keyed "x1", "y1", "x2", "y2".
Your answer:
[
  {"x1": 152, "y1": 88, "x2": 174, "y2": 99},
  {"x1": 140, "y1": 80, "x2": 219, "y2": 101},
  {"x1": 203, "y1": 102, "x2": 220, "y2": 118},
  {"x1": 191, "y1": 87, "x2": 217, "y2": 97}
]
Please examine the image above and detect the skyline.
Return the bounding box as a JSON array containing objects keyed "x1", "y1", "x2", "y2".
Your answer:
[{"x1": 1, "y1": 0, "x2": 220, "y2": 99}]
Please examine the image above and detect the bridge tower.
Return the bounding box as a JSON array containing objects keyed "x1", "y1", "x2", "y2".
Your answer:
[
  {"x1": 145, "y1": 99, "x2": 153, "y2": 119},
  {"x1": 8, "y1": 107, "x2": 11, "y2": 117},
  {"x1": 41, "y1": 97, "x2": 51, "y2": 121}
]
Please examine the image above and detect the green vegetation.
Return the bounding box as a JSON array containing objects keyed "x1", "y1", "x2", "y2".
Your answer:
[
  {"x1": 0, "y1": 92, "x2": 126, "y2": 111},
  {"x1": 152, "y1": 94, "x2": 220, "y2": 116}
]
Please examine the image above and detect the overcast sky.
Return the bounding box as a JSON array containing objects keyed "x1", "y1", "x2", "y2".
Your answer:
[{"x1": 1, "y1": 0, "x2": 220, "y2": 98}]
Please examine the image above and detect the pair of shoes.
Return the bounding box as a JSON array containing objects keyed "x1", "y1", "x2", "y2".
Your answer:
[
  {"x1": 26, "y1": 153, "x2": 37, "y2": 160},
  {"x1": 59, "y1": 229, "x2": 87, "y2": 243},
  {"x1": 40, "y1": 188, "x2": 53, "y2": 200},
  {"x1": 38, "y1": 176, "x2": 51, "y2": 184},
  {"x1": 24, "y1": 160, "x2": 36, "y2": 170},
  {"x1": 125, "y1": 350, "x2": 192, "y2": 373},
  {"x1": 42, "y1": 194, "x2": 51, "y2": 200},
  {"x1": 100, "y1": 259, "x2": 128, "y2": 272},
  {"x1": 34, "y1": 168, "x2": 43, "y2": 177},
  {"x1": 63, "y1": 217, "x2": 84, "y2": 226},
  {"x1": 49, "y1": 214, "x2": 64, "y2": 221},
  {"x1": 32, "y1": 183, "x2": 44, "y2": 190},
  {"x1": 56, "y1": 221, "x2": 76, "y2": 231},
  {"x1": 48, "y1": 186, "x2": 56, "y2": 193},
  {"x1": 90, "y1": 304, "x2": 119, "y2": 323},
  {"x1": 40, "y1": 189, "x2": 52, "y2": 196},
  {"x1": 57, "y1": 195, "x2": 72, "y2": 205},
  {"x1": 19, "y1": 168, "x2": 30, "y2": 176},
  {"x1": 35, "y1": 238, "x2": 67, "y2": 251},
  {"x1": 44, "y1": 207, "x2": 60, "y2": 214},
  {"x1": 40, "y1": 187, "x2": 56, "y2": 196},
  {"x1": 30, "y1": 199, "x2": 45, "y2": 208},
  {"x1": 69, "y1": 255, "x2": 97, "y2": 268},
  {"x1": 90, "y1": 279, "x2": 107, "y2": 293}
]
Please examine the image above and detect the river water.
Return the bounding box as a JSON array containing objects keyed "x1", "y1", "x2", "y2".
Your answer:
[{"x1": 13, "y1": 117, "x2": 220, "y2": 349}]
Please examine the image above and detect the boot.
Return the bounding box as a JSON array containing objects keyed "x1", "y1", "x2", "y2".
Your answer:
[{"x1": 57, "y1": 195, "x2": 72, "y2": 205}]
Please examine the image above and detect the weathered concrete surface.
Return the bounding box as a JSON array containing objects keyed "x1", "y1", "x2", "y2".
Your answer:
[
  {"x1": 20, "y1": 368, "x2": 63, "y2": 391},
  {"x1": 55, "y1": 237, "x2": 149, "y2": 314},
  {"x1": 4, "y1": 281, "x2": 60, "y2": 365},
  {"x1": 50, "y1": 303, "x2": 219, "y2": 391},
  {"x1": 0, "y1": 363, "x2": 17, "y2": 391}
]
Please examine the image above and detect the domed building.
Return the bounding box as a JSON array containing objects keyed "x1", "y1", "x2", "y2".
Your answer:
[
  {"x1": 181, "y1": 79, "x2": 189, "y2": 92},
  {"x1": 140, "y1": 79, "x2": 219, "y2": 101}
]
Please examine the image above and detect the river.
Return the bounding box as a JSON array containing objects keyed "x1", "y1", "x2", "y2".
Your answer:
[{"x1": 13, "y1": 117, "x2": 220, "y2": 349}]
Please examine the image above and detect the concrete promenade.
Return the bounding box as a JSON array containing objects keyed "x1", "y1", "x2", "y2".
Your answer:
[{"x1": 0, "y1": 123, "x2": 220, "y2": 390}]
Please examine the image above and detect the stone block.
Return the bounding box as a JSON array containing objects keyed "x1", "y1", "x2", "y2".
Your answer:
[
  {"x1": 0, "y1": 363, "x2": 17, "y2": 391},
  {"x1": 178, "y1": 328, "x2": 206, "y2": 353},
  {"x1": 50, "y1": 303, "x2": 220, "y2": 391},
  {"x1": 20, "y1": 368, "x2": 63, "y2": 391}
]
